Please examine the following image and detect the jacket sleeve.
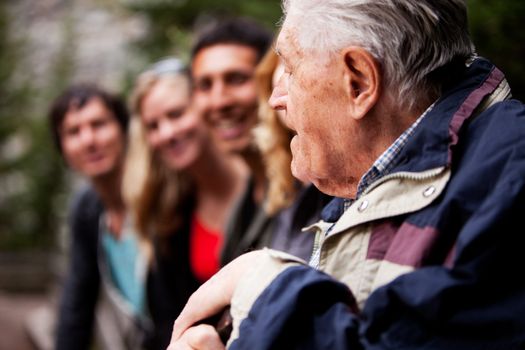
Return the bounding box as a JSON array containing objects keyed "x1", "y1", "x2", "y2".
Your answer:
[
  {"x1": 229, "y1": 263, "x2": 363, "y2": 350},
  {"x1": 228, "y1": 176, "x2": 525, "y2": 350},
  {"x1": 55, "y1": 189, "x2": 102, "y2": 350}
]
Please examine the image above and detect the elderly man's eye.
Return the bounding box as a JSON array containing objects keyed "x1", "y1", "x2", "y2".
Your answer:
[{"x1": 283, "y1": 71, "x2": 292, "y2": 86}]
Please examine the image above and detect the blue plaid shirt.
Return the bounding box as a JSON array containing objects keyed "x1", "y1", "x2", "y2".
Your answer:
[
  {"x1": 310, "y1": 103, "x2": 435, "y2": 267},
  {"x1": 356, "y1": 103, "x2": 434, "y2": 197}
]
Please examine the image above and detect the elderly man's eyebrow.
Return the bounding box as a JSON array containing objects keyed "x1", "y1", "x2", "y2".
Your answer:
[{"x1": 274, "y1": 47, "x2": 288, "y2": 66}]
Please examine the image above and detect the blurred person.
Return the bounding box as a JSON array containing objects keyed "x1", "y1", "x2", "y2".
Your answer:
[
  {"x1": 253, "y1": 48, "x2": 332, "y2": 261},
  {"x1": 168, "y1": 0, "x2": 525, "y2": 349},
  {"x1": 124, "y1": 58, "x2": 245, "y2": 349},
  {"x1": 49, "y1": 84, "x2": 148, "y2": 350},
  {"x1": 190, "y1": 17, "x2": 276, "y2": 265}
]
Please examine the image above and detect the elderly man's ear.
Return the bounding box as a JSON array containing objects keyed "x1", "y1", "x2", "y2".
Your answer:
[{"x1": 343, "y1": 47, "x2": 381, "y2": 120}]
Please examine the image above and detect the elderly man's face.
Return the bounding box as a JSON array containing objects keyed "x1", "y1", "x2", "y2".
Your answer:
[{"x1": 270, "y1": 25, "x2": 363, "y2": 197}]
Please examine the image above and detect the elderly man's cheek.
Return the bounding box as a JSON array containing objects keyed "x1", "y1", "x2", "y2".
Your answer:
[{"x1": 289, "y1": 137, "x2": 311, "y2": 183}]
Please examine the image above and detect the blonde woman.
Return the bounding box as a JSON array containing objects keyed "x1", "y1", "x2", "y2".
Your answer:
[
  {"x1": 123, "y1": 58, "x2": 245, "y2": 349},
  {"x1": 254, "y1": 49, "x2": 332, "y2": 261}
]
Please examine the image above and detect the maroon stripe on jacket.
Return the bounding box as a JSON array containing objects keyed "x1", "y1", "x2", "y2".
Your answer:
[
  {"x1": 367, "y1": 221, "x2": 440, "y2": 268},
  {"x1": 448, "y1": 67, "x2": 504, "y2": 162},
  {"x1": 443, "y1": 244, "x2": 456, "y2": 268},
  {"x1": 367, "y1": 221, "x2": 398, "y2": 261},
  {"x1": 385, "y1": 223, "x2": 440, "y2": 267}
]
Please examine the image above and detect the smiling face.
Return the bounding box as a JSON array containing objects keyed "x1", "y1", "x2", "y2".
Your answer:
[
  {"x1": 139, "y1": 77, "x2": 207, "y2": 171},
  {"x1": 60, "y1": 97, "x2": 125, "y2": 179},
  {"x1": 269, "y1": 25, "x2": 368, "y2": 197},
  {"x1": 192, "y1": 44, "x2": 259, "y2": 155}
]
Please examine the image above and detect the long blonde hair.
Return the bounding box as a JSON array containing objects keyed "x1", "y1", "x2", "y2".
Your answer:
[
  {"x1": 123, "y1": 59, "x2": 193, "y2": 247},
  {"x1": 253, "y1": 49, "x2": 298, "y2": 215}
]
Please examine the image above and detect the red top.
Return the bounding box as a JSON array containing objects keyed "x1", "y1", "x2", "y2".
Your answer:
[{"x1": 190, "y1": 215, "x2": 223, "y2": 282}]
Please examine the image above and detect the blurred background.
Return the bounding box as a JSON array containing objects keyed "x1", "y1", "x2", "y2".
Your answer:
[{"x1": 0, "y1": 0, "x2": 523, "y2": 349}]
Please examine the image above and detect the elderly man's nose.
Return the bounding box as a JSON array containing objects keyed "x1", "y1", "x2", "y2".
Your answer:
[{"x1": 269, "y1": 82, "x2": 287, "y2": 111}]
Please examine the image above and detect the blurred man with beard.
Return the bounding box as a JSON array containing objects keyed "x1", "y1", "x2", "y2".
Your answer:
[{"x1": 191, "y1": 18, "x2": 274, "y2": 265}]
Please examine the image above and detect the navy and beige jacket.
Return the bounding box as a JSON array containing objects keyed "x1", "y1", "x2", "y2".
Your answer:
[{"x1": 227, "y1": 58, "x2": 525, "y2": 349}]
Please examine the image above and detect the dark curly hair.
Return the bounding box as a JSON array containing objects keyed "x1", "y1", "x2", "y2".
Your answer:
[{"x1": 191, "y1": 17, "x2": 273, "y2": 63}]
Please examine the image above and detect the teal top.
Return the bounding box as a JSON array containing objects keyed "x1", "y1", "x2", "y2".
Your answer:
[{"x1": 102, "y1": 219, "x2": 146, "y2": 316}]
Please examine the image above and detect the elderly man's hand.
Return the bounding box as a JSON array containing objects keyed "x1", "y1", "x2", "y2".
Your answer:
[
  {"x1": 168, "y1": 251, "x2": 264, "y2": 348},
  {"x1": 167, "y1": 323, "x2": 224, "y2": 350}
]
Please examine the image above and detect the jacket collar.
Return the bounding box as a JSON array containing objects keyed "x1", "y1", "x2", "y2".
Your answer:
[{"x1": 393, "y1": 57, "x2": 506, "y2": 174}]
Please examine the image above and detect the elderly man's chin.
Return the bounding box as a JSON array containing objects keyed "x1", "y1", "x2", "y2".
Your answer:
[
  {"x1": 290, "y1": 160, "x2": 335, "y2": 198},
  {"x1": 290, "y1": 157, "x2": 311, "y2": 185},
  {"x1": 292, "y1": 158, "x2": 347, "y2": 197}
]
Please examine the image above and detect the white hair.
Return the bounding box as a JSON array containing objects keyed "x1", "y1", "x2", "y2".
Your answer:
[{"x1": 282, "y1": 0, "x2": 476, "y2": 110}]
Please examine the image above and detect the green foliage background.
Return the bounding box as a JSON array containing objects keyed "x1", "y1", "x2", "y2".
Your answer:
[
  {"x1": 0, "y1": 3, "x2": 68, "y2": 251},
  {"x1": 124, "y1": 0, "x2": 282, "y2": 63},
  {"x1": 0, "y1": 0, "x2": 523, "y2": 252},
  {"x1": 468, "y1": 0, "x2": 525, "y2": 100}
]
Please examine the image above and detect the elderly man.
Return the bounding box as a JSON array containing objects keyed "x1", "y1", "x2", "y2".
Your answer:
[{"x1": 169, "y1": 1, "x2": 525, "y2": 349}]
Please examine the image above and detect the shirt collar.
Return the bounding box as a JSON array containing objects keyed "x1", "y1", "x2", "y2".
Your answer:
[{"x1": 356, "y1": 102, "x2": 436, "y2": 198}]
